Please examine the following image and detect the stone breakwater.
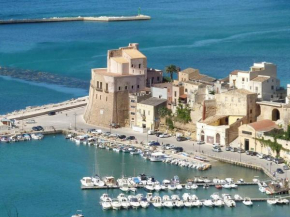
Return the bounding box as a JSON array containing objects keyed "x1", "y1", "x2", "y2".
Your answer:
[
  {"x1": 0, "y1": 15, "x2": 151, "y2": 25},
  {"x1": 0, "y1": 66, "x2": 89, "y2": 89}
]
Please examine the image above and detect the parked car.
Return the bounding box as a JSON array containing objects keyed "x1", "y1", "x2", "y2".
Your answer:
[
  {"x1": 225, "y1": 146, "x2": 231, "y2": 151},
  {"x1": 149, "y1": 141, "x2": 160, "y2": 146},
  {"x1": 274, "y1": 158, "x2": 284, "y2": 164},
  {"x1": 48, "y1": 111, "x2": 56, "y2": 116},
  {"x1": 257, "y1": 153, "x2": 266, "y2": 159},
  {"x1": 245, "y1": 150, "x2": 252, "y2": 155},
  {"x1": 251, "y1": 152, "x2": 258, "y2": 156},
  {"x1": 276, "y1": 168, "x2": 284, "y2": 174},
  {"x1": 147, "y1": 130, "x2": 156, "y2": 135},
  {"x1": 159, "y1": 133, "x2": 170, "y2": 138},
  {"x1": 103, "y1": 132, "x2": 111, "y2": 137},
  {"x1": 155, "y1": 132, "x2": 163, "y2": 137},
  {"x1": 283, "y1": 164, "x2": 289, "y2": 170},
  {"x1": 212, "y1": 147, "x2": 222, "y2": 152},
  {"x1": 173, "y1": 147, "x2": 183, "y2": 153},
  {"x1": 266, "y1": 156, "x2": 274, "y2": 161},
  {"x1": 26, "y1": 119, "x2": 36, "y2": 124},
  {"x1": 213, "y1": 143, "x2": 220, "y2": 148},
  {"x1": 231, "y1": 147, "x2": 238, "y2": 152},
  {"x1": 126, "y1": 136, "x2": 136, "y2": 140},
  {"x1": 176, "y1": 136, "x2": 187, "y2": 142},
  {"x1": 32, "y1": 126, "x2": 43, "y2": 131},
  {"x1": 118, "y1": 135, "x2": 126, "y2": 139},
  {"x1": 111, "y1": 123, "x2": 120, "y2": 128},
  {"x1": 197, "y1": 141, "x2": 205, "y2": 145},
  {"x1": 237, "y1": 148, "x2": 245, "y2": 153}
]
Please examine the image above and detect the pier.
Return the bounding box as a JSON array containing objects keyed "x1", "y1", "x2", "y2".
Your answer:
[{"x1": 0, "y1": 15, "x2": 151, "y2": 25}]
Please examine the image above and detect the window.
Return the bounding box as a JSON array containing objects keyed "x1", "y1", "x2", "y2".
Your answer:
[
  {"x1": 100, "y1": 95, "x2": 102, "y2": 100},
  {"x1": 185, "y1": 88, "x2": 188, "y2": 93},
  {"x1": 131, "y1": 64, "x2": 133, "y2": 67},
  {"x1": 100, "y1": 82, "x2": 102, "y2": 89},
  {"x1": 96, "y1": 94, "x2": 98, "y2": 99},
  {"x1": 271, "y1": 85, "x2": 274, "y2": 90},
  {"x1": 137, "y1": 85, "x2": 140, "y2": 89},
  {"x1": 131, "y1": 105, "x2": 136, "y2": 108},
  {"x1": 174, "y1": 91, "x2": 177, "y2": 97},
  {"x1": 157, "y1": 77, "x2": 160, "y2": 81},
  {"x1": 271, "y1": 95, "x2": 273, "y2": 98},
  {"x1": 125, "y1": 86, "x2": 128, "y2": 90},
  {"x1": 106, "y1": 83, "x2": 108, "y2": 91},
  {"x1": 97, "y1": 81, "x2": 99, "y2": 88},
  {"x1": 250, "y1": 109, "x2": 252, "y2": 114},
  {"x1": 139, "y1": 64, "x2": 141, "y2": 68},
  {"x1": 119, "y1": 86, "x2": 121, "y2": 91},
  {"x1": 132, "y1": 85, "x2": 134, "y2": 89},
  {"x1": 130, "y1": 112, "x2": 135, "y2": 115},
  {"x1": 242, "y1": 78, "x2": 245, "y2": 82},
  {"x1": 242, "y1": 131, "x2": 252, "y2": 135}
]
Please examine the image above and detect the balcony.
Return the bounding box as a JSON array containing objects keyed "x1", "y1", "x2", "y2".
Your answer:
[{"x1": 96, "y1": 88, "x2": 103, "y2": 92}]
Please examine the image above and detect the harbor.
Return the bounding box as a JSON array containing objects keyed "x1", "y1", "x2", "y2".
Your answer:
[{"x1": 0, "y1": 15, "x2": 151, "y2": 25}]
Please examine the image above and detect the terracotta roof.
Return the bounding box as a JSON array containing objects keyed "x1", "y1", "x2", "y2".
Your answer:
[
  {"x1": 179, "y1": 94, "x2": 187, "y2": 99},
  {"x1": 249, "y1": 119, "x2": 278, "y2": 132},
  {"x1": 123, "y1": 49, "x2": 146, "y2": 59},
  {"x1": 251, "y1": 76, "x2": 270, "y2": 82},
  {"x1": 230, "y1": 70, "x2": 240, "y2": 75}
]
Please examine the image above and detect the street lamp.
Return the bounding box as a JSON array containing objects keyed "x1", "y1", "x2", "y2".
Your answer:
[{"x1": 74, "y1": 112, "x2": 77, "y2": 131}]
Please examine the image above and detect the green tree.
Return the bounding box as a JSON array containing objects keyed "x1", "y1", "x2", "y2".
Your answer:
[
  {"x1": 165, "y1": 64, "x2": 178, "y2": 81},
  {"x1": 175, "y1": 102, "x2": 191, "y2": 124},
  {"x1": 166, "y1": 117, "x2": 174, "y2": 130},
  {"x1": 285, "y1": 125, "x2": 290, "y2": 140},
  {"x1": 158, "y1": 107, "x2": 171, "y2": 118},
  {"x1": 256, "y1": 137, "x2": 288, "y2": 157}
]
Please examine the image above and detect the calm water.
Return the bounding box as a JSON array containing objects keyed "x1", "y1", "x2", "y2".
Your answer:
[
  {"x1": 1, "y1": 0, "x2": 290, "y2": 113},
  {"x1": 0, "y1": 135, "x2": 288, "y2": 217}
]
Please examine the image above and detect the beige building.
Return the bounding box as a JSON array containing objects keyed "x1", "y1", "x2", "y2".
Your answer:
[
  {"x1": 239, "y1": 120, "x2": 279, "y2": 152},
  {"x1": 178, "y1": 68, "x2": 200, "y2": 82},
  {"x1": 136, "y1": 97, "x2": 167, "y2": 130},
  {"x1": 147, "y1": 68, "x2": 163, "y2": 86},
  {"x1": 196, "y1": 89, "x2": 258, "y2": 145},
  {"x1": 84, "y1": 43, "x2": 147, "y2": 127},
  {"x1": 229, "y1": 62, "x2": 285, "y2": 101}
]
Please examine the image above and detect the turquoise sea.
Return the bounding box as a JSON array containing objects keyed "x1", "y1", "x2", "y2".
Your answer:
[
  {"x1": 1, "y1": 135, "x2": 288, "y2": 217},
  {"x1": 1, "y1": 0, "x2": 290, "y2": 114}
]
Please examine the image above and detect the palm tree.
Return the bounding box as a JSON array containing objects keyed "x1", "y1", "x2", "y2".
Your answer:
[{"x1": 165, "y1": 64, "x2": 178, "y2": 81}]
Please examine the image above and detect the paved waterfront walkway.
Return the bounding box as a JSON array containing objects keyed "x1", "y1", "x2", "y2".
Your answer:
[{"x1": 1, "y1": 105, "x2": 289, "y2": 181}]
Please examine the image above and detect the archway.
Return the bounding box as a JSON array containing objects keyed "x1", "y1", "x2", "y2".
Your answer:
[
  {"x1": 216, "y1": 133, "x2": 220, "y2": 144},
  {"x1": 272, "y1": 109, "x2": 280, "y2": 121}
]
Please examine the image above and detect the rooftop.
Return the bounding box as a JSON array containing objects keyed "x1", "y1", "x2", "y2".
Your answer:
[
  {"x1": 111, "y1": 57, "x2": 128, "y2": 64},
  {"x1": 201, "y1": 115, "x2": 228, "y2": 124},
  {"x1": 180, "y1": 68, "x2": 199, "y2": 75},
  {"x1": 249, "y1": 119, "x2": 278, "y2": 132},
  {"x1": 221, "y1": 88, "x2": 256, "y2": 95},
  {"x1": 123, "y1": 49, "x2": 146, "y2": 59},
  {"x1": 251, "y1": 76, "x2": 270, "y2": 82},
  {"x1": 93, "y1": 68, "x2": 144, "y2": 77},
  {"x1": 139, "y1": 97, "x2": 167, "y2": 106}
]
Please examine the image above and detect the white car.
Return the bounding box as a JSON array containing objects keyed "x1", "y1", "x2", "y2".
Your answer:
[
  {"x1": 159, "y1": 133, "x2": 170, "y2": 138},
  {"x1": 148, "y1": 130, "x2": 156, "y2": 135},
  {"x1": 26, "y1": 119, "x2": 36, "y2": 124}
]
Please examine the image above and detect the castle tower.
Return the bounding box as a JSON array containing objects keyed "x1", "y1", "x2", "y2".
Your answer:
[{"x1": 84, "y1": 43, "x2": 147, "y2": 127}]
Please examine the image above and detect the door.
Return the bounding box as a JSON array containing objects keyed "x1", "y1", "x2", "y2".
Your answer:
[{"x1": 245, "y1": 139, "x2": 249, "y2": 151}]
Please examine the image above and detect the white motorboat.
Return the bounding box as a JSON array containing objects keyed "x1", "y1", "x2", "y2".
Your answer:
[
  {"x1": 191, "y1": 184, "x2": 198, "y2": 190},
  {"x1": 243, "y1": 197, "x2": 253, "y2": 206},
  {"x1": 176, "y1": 184, "x2": 183, "y2": 190},
  {"x1": 230, "y1": 184, "x2": 238, "y2": 189},
  {"x1": 130, "y1": 187, "x2": 137, "y2": 193},
  {"x1": 146, "y1": 193, "x2": 153, "y2": 202},
  {"x1": 234, "y1": 194, "x2": 243, "y2": 200},
  {"x1": 31, "y1": 133, "x2": 44, "y2": 140},
  {"x1": 140, "y1": 197, "x2": 150, "y2": 208},
  {"x1": 144, "y1": 183, "x2": 154, "y2": 191},
  {"x1": 92, "y1": 175, "x2": 105, "y2": 187},
  {"x1": 150, "y1": 152, "x2": 166, "y2": 162},
  {"x1": 210, "y1": 193, "x2": 221, "y2": 200},
  {"x1": 237, "y1": 179, "x2": 244, "y2": 184},
  {"x1": 103, "y1": 176, "x2": 115, "y2": 187},
  {"x1": 222, "y1": 184, "x2": 231, "y2": 189},
  {"x1": 175, "y1": 200, "x2": 184, "y2": 208},
  {"x1": 259, "y1": 186, "x2": 266, "y2": 193},
  {"x1": 203, "y1": 199, "x2": 213, "y2": 207},
  {"x1": 213, "y1": 199, "x2": 225, "y2": 207},
  {"x1": 192, "y1": 200, "x2": 203, "y2": 207},
  {"x1": 185, "y1": 182, "x2": 192, "y2": 189},
  {"x1": 71, "y1": 210, "x2": 84, "y2": 217},
  {"x1": 182, "y1": 193, "x2": 191, "y2": 201},
  {"x1": 111, "y1": 199, "x2": 122, "y2": 210},
  {"x1": 168, "y1": 184, "x2": 177, "y2": 191},
  {"x1": 223, "y1": 194, "x2": 236, "y2": 207},
  {"x1": 154, "y1": 184, "x2": 162, "y2": 191},
  {"x1": 163, "y1": 195, "x2": 175, "y2": 208},
  {"x1": 184, "y1": 200, "x2": 192, "y2": 207},
  {"x1": 277, "y1": 198, "x2": 289, "y2": 204},
  {"x1": 80, "y1": 177, "x2": 94, "y2": 187},
  {"x1": 120, "y1": 184, "x2": 130, "y2": 192},
  {"x1": 101, "y1": 197, "x2": 112, "y2": 210},
  {"x1": 267, "y1": 198, "x2": 277, "y2": 205},
  {"x1": 100, "y1": 193, "x2": 110, "y2": 202},
  {"x1": 253, "y1": 178, "x2": 259, "y2": 183},
  {"x1": 152, "y1": 196, "x2": 163, "y2": 208},
  {"x1": 129, "y1": 196, "x2": 140, "y2": 208}
]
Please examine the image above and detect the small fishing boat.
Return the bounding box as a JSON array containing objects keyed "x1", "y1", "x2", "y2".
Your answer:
[
  {"x1": 71, "y1": 210, "x2": 84, "y2": 217},
  {"x1": 267, "y1": 198, "x2": 277, "y2": 205},
  {"x1": 140, "y1": 197, "x2": 150, "y2": 208},
  {"x1": 101, "y1": 198, "x2": 112, "y2": 210},
  {"x1": 111, "y1": 199, "x2": 122, "y2": 210},
  {"x1": 243, "y1": 197, "x2": 253, "y2": 206},
  {"x1": 80, "y1": 177, "x2": 94, "y2": 187},
  {"x1": 234, "y1": 194, "x2": 243, "y2": 200},
  {"x1": 152, "y1": 196, "x2": 163, "y2": 208},
  {"x1": 215, "y1": 184, "x2": 222, "y2": 189},
  {"x1": 203, "y1": 199, "x2": 213, "y2": 207}
]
